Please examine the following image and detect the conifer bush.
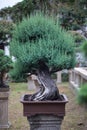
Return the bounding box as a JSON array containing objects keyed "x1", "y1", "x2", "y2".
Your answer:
[
  {"x1": 0, "y1": 20, "x2": 14, "y2": 44},
  {"x1": 0, "y1": 49, "x2": 13, "y2": 87},
  {"x1": 78, "y1": 84, "x2": 87, "y2": 104},
  {"x1": 10, "y1": 61, "x2": 27, "y2": 82},
  {"x1": 11, "y1": 14, "x2": 75, "y2": 73},
  {"x1": 10, "y1": 14, "x2": 75, "y2": 101},
  {"x1": 82, "y1": 41, "x2": 87, "y2": 57}
]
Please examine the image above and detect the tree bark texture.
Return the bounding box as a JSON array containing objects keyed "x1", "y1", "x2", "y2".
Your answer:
[{"x1": 25, "y1": 61, "x2": 61, "y2": 101}]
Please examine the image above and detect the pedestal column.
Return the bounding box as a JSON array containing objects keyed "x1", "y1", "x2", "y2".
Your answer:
[
  {"x1": 56, "y1": 71, "x2": 62, "y2": 84},
  {"x1": 0, "y1": 89, "x2": 10, "y2": 128},
  {"x1": 27, "y1": 114, "x2": 63, "y2": 130},
  {"x1": 21, "y1": 94, "x2": 68, "y2": 130}
]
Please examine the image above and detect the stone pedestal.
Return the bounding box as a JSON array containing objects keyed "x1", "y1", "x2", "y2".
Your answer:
[
  {"x1": 56, "y1": 71, "x2": 62, "y2": 84},
  {"x1": 0, "y1": 89, "x2": 10, "y2": 128},
  {"x1": 69, "y1": 67, "x2": 87, "y2": 94},
  {"x1": 21, "y1": 94, "x2": 68, "y2": 130},
  {"x1": 27, "y1": 114, "x2": 63, "y2": 130},
  {"x1": 27, "y1": 75, "x2": 36, "y2": 91}
]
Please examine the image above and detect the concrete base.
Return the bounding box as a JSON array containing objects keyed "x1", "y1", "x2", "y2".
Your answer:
[
  {"x1": 56, "y1": 71, "x2": 62, "y2": 84},
  {"x1": 0, "y1": 122, "x2": 11, "y2": 129},
  {"x1": 27, "y1": 114, "x2": 63, "y2": 130},
  {"x1": 0, "y1": 90, "x2": 10, "y2": 128},
  {"x1": 69, "y1": 81, "x2": 80, "y2": 95}
]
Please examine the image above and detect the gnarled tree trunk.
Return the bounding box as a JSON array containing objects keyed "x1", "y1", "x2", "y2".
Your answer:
[{"x1": 26, "y1": 61, "x2": 61, "y2": 101}]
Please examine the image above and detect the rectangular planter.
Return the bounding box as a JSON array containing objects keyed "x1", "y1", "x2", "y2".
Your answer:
[{"x1": 21, "y1": 94, "x2": 68, "y2": 117}]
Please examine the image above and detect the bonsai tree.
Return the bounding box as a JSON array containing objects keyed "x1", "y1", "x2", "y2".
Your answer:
[
  {"x1": 0, "y1": 49, "x2": 13, "y2": 88},
  {"x1": 10, "y1": 14, "x2": 75, "y2": 101}
]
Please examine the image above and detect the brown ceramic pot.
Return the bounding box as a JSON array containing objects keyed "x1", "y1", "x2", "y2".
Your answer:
[{"x1": 21, "y1": 94, "x2": 68, "y2": 117}]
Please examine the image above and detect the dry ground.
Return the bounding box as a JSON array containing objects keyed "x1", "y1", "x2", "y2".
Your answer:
[{"x1": 2, "y1": 82, "x2": 87, "y2": 130}]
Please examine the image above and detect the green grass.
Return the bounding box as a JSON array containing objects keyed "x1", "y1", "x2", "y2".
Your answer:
[{"x1": 10, "y1": 82, "x2": 27, "y2": 91}]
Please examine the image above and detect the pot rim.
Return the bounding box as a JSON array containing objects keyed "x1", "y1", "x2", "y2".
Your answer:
[{"x1": 20, "y1": 94, "x2": 68, "y2": 104}]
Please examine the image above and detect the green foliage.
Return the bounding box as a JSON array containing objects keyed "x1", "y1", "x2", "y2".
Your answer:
[
  {"x1": 68, "y1": 31, "x2": 86, "y2": 47},
  {"x1": 0, "y1": 0, "x2": 35, "y2": 23},
  {"x1": 10, "y1": 61, "x2": 27, "y2": 82},
  {"x1": 75, "y1": 46, "x2": 82, "y2": 52},
  {"x1": 78, "y1": 83, "x2": 87, "y2": 104},
  {"x1": 0, "y1": 49, "x2": 13, "y2": 73},
  {"x1": 59, "y1": 0, "x2": 87, "y2": 30},
  {"x1": 82, "y1": 41, "x2": 87, "y2": 57},
  {"x1": 59, "y1": 0, "x2": 75, "y2": 3},
  {"x1": 0, "y1": 49, "x2": 13, "y2": 87},
  {"x1": 0, "y1": 20, "x2": 14, "y2": 44},
  {"x1": 0, "y1": 0, "x2": 86, "y2": 29},
  {"x1": 73, "y1": 33, "x2": 85, "y2": 43},
  {"x1": 10, "y1": 13, "x2": 75, "y2": 75},
  {"x1": 62, "y1": 72, "x2": 69, "y2": 82},
  {"x1": 0, "y1": 7, "x2": 12, "y2": 19},
  {"x1": 11, "y1": 0, "x2": 35, "y2": 22}
]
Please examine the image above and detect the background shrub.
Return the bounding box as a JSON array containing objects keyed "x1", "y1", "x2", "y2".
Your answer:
[
  {"x1": 78, "y1": 83, "x2": 87, "y2": 104},
  {"x1": 62, "y1": 72, "x2": 69, "y2": 82},
  {"x1": 10, "y1": 61, "x2": 27, "y2": 82},
  {"x1": 68, "y1": 31, "x2": 86, "y2": 47},
  {"x1": 82, "y1": 41, "x2": 87, "y2": 57}
]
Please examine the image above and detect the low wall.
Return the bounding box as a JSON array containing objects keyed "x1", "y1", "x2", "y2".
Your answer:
[{"x1": 69, "y1": 67, "x2": 87, "y2": 94}]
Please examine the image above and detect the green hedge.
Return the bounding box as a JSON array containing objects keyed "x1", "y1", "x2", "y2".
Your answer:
[{"x1": 78, "y1": 83, "x2": 87, "y2": 104}]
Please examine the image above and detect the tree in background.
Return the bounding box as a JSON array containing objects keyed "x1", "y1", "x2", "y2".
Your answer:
[
  {"x1": 10, "y1": 14, "x2": 75, "y2": 101},
  {"x1": 0, "y1": 20, "x2": 14, "y2": 45},
  {"x1": 0, "y1": 49, "x2": 13, "y2": 87},
  {"x1": 0, "y1": 0, "x2": 35, "y2": 23},
  {"x1": 59, "y1": 0, "x2": 87, "y2": 30},
  {"x1": 0, "y1": 0, "x2": 86, "y2": 29}
]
